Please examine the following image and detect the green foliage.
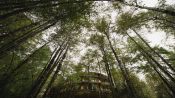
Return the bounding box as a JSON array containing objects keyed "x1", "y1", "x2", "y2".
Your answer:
[
  {"x1": 0, "y1": 14, "x2": 32, "y2": 45},
  {"x1": 0, "y1": 46, "x2": 51, "y2": 98},
  {"x1": 95, "y1": 18, "x2": 109, "y2": 33},
  {"x1": 146, "y1": 73, "x2": 173, "y2": 98},
  {"x1": 89, "y1": 34, "x2": 105, "y2": 48},
  {"x1": 0, "y1": 1, "x2": 175, "y2": 98},
  {"x1": 116, "y1": 12, "x2": 149, "y2": 33},
  {"x1": 129, "y1": 73, "x2": 156, "y2": 98}
]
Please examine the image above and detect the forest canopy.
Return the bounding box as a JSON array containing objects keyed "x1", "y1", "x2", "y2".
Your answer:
[{"x1": 0, "y1": 0, "x2": 175, "y2": 98}]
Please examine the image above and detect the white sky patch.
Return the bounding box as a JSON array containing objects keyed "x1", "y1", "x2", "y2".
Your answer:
[
  {"x1": 167, "y1": 0, "x2": 175, "y2": 3},
  {"x1": 138, "y1": 0, "x2": 158, "y2": 7},
  {"x1": 146, "y1": 32, "x2": 165, "y2": 45},
  {"x1": 146, "y1": 31, "x2": 175, "y2": 50},
  {"x1": 138, "y1": 0, "x2": 175, "y2": 6}
]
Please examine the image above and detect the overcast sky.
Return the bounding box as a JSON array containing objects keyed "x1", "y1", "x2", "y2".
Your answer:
[{"x1": 139, "y1": 0, "x2": 175, "y2": 50}]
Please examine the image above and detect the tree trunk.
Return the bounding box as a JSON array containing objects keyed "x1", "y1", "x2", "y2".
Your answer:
[
  {"x1": 126, "y1": 32, "x2": 175, "y2": 83},
  {"x1": 0, "y1": 41, "x2": 50, "y2": 95},
  {"x1": 1, "y1": 0, "x2": 175, "y2": 20},
  {"x1": 140, "y1": 50, "x2": 175, "y2": 97},
  {"x1": 133, "y1": 29, "x2": 175, "y2": 73},
  {"x1": 0, "y1": 15, "x2": 63, "y2": 58},
  {"x1": 0, "y1": 20, "x2": 41, "y2": 42},
  {"x1": 27, "y1": 41, "x2": 68, "y2": 98},
  {"x1": 120, "y1": 1, "x2": 175, "y2": 17},
  {"x1": 105, "y1": 32, "x2": 137, "y2": 98},
  {"x1": 100, "y1": 46, "x2": 117, "y2": 98},
  {"x1": 42, "y1": 44, "x2": 69, "y2": 98}
]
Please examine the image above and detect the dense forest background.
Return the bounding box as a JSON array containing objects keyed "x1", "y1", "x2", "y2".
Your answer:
[{"x1": 0, "y1": 0, "x2": 175, "y2": 98}]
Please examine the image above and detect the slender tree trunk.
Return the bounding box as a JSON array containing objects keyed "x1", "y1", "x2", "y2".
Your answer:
[
  {"x1": 132, "y1": 29, "x2": 175, "y2": 73},
  {"x1": 27, "y1": 41, "x2": 68, "y2": 98},
  {"x1": 126, "y1": 32, "x2": 175, "y2": 83},
  {"x1": 0, "y1": 0, "x2": 97, "y2": 20},
  {"x1": 5, "y1": 50, "x2": 15, "y2": 72},
  {"x1": 96, "y1": 57, "x2": 102, "y2": 74},
  {"x1": 0, "y1": 0, "x2": 56, "y2": 10},
  {"x1": 100, "y1": 46, "x2": 117, "y2": 98},
  {"x1": 42, "y1": 44, "x2": 69, "y2": 98},
  {"x1": 1, "y1": 0, "x2": 175, "y2": 20},
  {"x1": 0, "y1": 41, "x2": 50, "y2": 95},
  {"x1": 0, "y1": 20, "x2": 42, "y2": 42},
  {"x1": 126, "y1": 32, "x2": 175, "y2": 95},
  {"x1": 140, "y1": 50, "x2": 175, "y2": 97},
  {"x1": 105, "y1": 32, "x2": 137, "y2": 98},
  {"x1": 119, "y1": 1, "x2": 175, "y2": 17},
  {"x1": 135, "y1": 4, "x2": 175, "y2": 16},
  {"x1": 36, "y1": 41, "x2": 66, "y2": 82},
  {"x1": 0, "y1": 14, "x2": 64, "y2": 58}
]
